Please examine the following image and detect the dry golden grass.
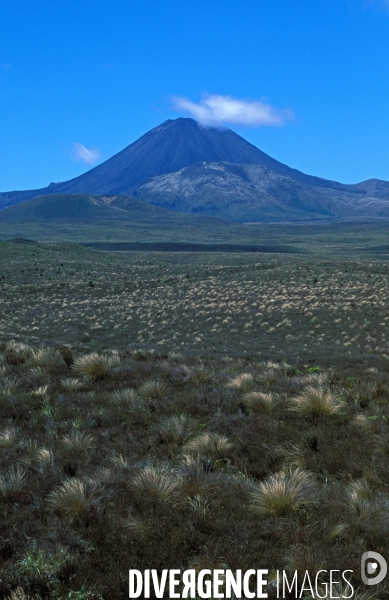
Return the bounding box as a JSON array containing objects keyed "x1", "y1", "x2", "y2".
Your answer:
[
  {"x1": 184, "y1": 493, "x2": 211, "y2": 520},
  {"x1": 61, "y1": 430, "x2": 95, "y2": 453},
  {"x1": 110, "y1": 454, "x2": 131, "y2": 470},
  {"x1": 242, "y1": 391, "x2": 275, "y2": 413},
  {"x1": 250, "y1": 468, "x2": 317, "y2": 517},
  {"x1": 0, "y1": 467, "x2": 27, "y2": 501},
  {"x1": 138, "y1": 379, "x2": 167, "y2": 399},
  {"x1": 130, "y1": 466, "x2": 181, "y2": 505},
  {"x1": 159, "y1": 414, "x2": 195, "y2": 446},
  {"x1": 0, "y1": 426, "x2": 18, "y2": 449},
  {"x1": 47, "y1": 478, "x2": 104, "y2": 517},
  {"x1": 72, "y1": 352, "x2": 118, "y2": 380},
  {"x1": 31, "y1": 348, "x2": 65, "y2": 373},
  {"x1": 60, "y1": 377, "x2": 83, "y2": 392},
  {"x1": 327, "y1": 522, "x2": 349, "y2": 541},
  {"x1": 290, "y1": 386, "x2": 343, "y2": 417},
  {"x1": 183, "y1": 431, "x2": 233, "y2": 459},
  {"x1": 277, "y1": 443, "x2": 307, "y2": 469},
  {"x1": 352, "y1": 413, "x2": 374, "y2": 433},
  {"x1": 347, "y1": 478, "x2": 373, "y2": 507},
  {"x1": 110, "y1": 387, "x2": 139, "y2": 404},
  {"x1": 226, "y1": 372, "x2": 253, "y2": 390},
  {"x1": 375, "y1": 434, "x2": 389, "y2": 456},
  {"x1": 122, "y1": 515, "x2": 151, "y2": 536}
]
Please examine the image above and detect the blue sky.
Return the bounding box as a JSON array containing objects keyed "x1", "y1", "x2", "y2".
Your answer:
[{"x1": 1, "y1": 0, "x2": 389, "y2": 191}]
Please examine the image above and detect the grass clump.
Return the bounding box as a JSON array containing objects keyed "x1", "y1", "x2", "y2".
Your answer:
[
  {"x1": 242, "y1": 391, "x2": 275, "y2": 413},
  {"x1": 183, "y1": 432, "x2": 233, "y2": 460},
  {"x1": 139, "y1": 379, "x2": 167, "y2": 399},
  {"x1": 61, "y1": 377, "x2": 83, "y2": 392},
  {"x1": 47, "y1": 478, "x2": 104, "y2": 518},
  {"x1": 0, "y1": 467, "x2": 27, "y2": 501},
  {"x1": 159, "y1": 414, "x2": 195, "y2": 446},
  {"x1": 31, "y1": 348, "x2": 65, "y2": 373},
  {"x1": 110, "y1": 387, "x2": 139, "y2": 404},
  {"x1": 226, "y1": 372, "x2": 253, "y2": 390},
  {"x1": 72, "y1": 352, "x2": 118, "y2": 380},
  {"x1": 250, "y1": 468, "x2": 317, "y2": 517},
  {"x1": 0, "y1": 426, "x2": 19, "y2": 449},
  {"x1": 130, "y1": 466, "x2": 181, "y2": 506},
  {"x1": 61, "y1": 430, "x2": 95, "y2": 453},
  {"x1": 290, "y1": 386, "x2": 343, "y2": 417}
]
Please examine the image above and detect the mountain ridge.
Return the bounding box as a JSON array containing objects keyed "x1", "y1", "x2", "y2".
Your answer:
[{"x1": 133, "y1": 161, "x2": 389, "y2": 223}]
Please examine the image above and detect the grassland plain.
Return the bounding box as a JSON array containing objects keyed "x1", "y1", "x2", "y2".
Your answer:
[{"x1": 1, "y1": 239, "x2": 389, "y2": 599}]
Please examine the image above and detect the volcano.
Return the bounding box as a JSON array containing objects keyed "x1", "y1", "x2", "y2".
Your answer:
[{"x1": 1, "y1": 117, "x2": 389, "y2": 222}]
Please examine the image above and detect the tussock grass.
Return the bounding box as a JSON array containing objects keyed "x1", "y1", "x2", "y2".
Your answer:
[
  {"x1": 130, "y1": 466, "x2": 182, "y2": 506},
  {"x1": 72, "y1": 352, "x2": 118, "y2": 380},
  {"x1": 277, "y1": 443, "x2": 307, "y2": 469},
  {"x1": 226, "y1": 372, "x2": 253, "y2": 390},
  {"x1": 122, "y1": 515, "x2": 151, "y2": 536},
  {"x1": 183, "y1": 432, "x2": 233, "y2": 460},
  {"x1": 184, "y1": 493, "x2": 211, "y2": 520},
  {"x1": 159, "y1": 414, "x2": 195, "y2": 446},
  {"x1": 31, "y1": 348, "x2": 65, "y2": 373},
  {"x1": 290, "y1": 386, "x2": 343, "y2": 417},
  {"x1": 0, "y1": 467, "x2": 27, "y2": 501},
  {"x1": 352, "y1": 413, "x2": 374, "y2": 433},
  {"x1": 242, "y1": 391, "x2": 275, "y2": 413},
  {"x1": 0, "y1": 426, "x2": 18, "y2": 449},
  {"x1": 2, "y1": 244, "x2": 389, "y2": 597},
  {"x1": 110, "y1": 387, "x2": 139, "y2": 404},
  {"x1": 374, "y1": 434, "x2": 389, "y2": 456},
  {"x1": 110, "y1": 454, "x2": 131, "y2": 470},
  {"x1": 328, "y1": 522, "x2": 349, "y2": 540},
  {"x1": 61, "y1": 377, "x2": 83, "y2": 392},
  {"x1": 250, "y1": 468, "x2": 318, "y2": 517},
  {"x1": 138, "y1": 379, "x2": 167, "y2": 399},
  {"x1": 47, "y1": 478, "x2": 104, "y2": 517},
  {"x1": 3, "y1": 342, "x2": 32, "y2": 365},
  {"x1": 61, "y1": 430, "x2": 95, "y2": 453},
  {"x1": 348, "y1": 478, "x2": 373, "y2": 507}
]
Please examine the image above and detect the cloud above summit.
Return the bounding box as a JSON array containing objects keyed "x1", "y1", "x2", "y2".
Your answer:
[
  {"x1": 171, "y1": 93, "x2": 294, "y2": 127},
  {"x1": 71, "y1": 143, "x2": 101, "y2": 165}
]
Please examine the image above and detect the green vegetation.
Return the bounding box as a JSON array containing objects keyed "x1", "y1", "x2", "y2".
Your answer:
[{"x1": 1, "y1": 239, "x2": 389, "y2": 598}]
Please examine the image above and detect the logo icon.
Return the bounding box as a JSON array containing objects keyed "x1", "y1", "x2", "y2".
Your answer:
[{"x1": 361, "y1": 551, "x2": 387, "y2": 585}]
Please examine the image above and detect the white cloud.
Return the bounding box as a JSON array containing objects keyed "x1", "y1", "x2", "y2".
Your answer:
[
  {"x1": 171, "y1": 93, "x2": 293, "y2": 127},
  {"x1": 71, "y1": 143, "x2": 101, "y2": 165}
]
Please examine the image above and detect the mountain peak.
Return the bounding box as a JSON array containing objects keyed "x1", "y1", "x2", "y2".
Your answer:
[
  {"x1": 44, "y1": 117, "x2": 279, "y2": 197},
  {"x1": 1, "y1": 117, "x2": 384, "y2": 214}
]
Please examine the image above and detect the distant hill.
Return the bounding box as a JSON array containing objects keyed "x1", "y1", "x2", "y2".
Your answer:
[
  {"x1": 0, "y1": 193, "x2": 286, "y2": 245},
  {"x1": 1, "y1": 117, "x2": 389, "y2": 222},
  {"x1": 0, "y1": 194, "x2": 160, "y2": 222}
]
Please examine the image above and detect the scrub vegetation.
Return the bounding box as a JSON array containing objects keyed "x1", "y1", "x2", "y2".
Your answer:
[{"x1": 0, "y1": 239, "x2": 388, "y2": 599}]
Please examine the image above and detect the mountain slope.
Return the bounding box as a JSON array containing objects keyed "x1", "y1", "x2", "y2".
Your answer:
[{"x1": 133, "y1": 161, "x2": 389, "y2": 222}]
